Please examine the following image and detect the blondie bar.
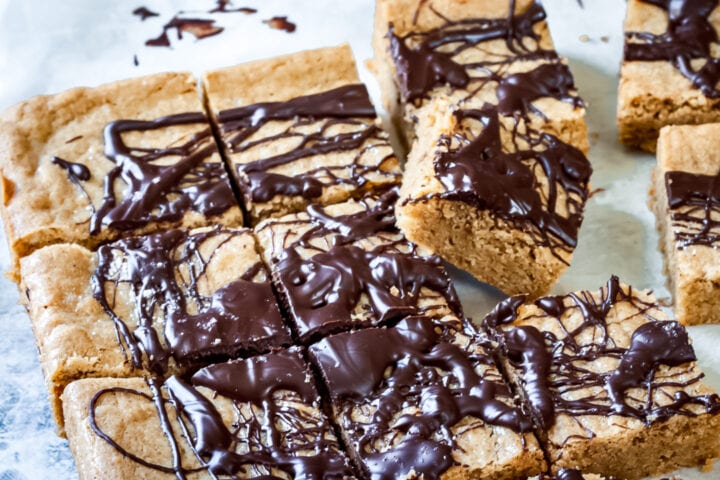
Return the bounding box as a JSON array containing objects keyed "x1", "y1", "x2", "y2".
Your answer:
[
  {"x1": 309, "y1": 315, "x2": 546, "y2": 480},
  {"x1": 650, "y1": 123, "x2": 720, "y2": 325},
  {"x1": 0, "y1": 72, "x2": 243, "y2": 277},
  {"x1": 62, "y1": 348, "x2": 353, "y2": 479},
  {"x1": 484, "y1": 276, "x2": 720, "y2": 479},
  {"x1": 20, "y1": 227, "x2": 289, "y2": 428},
  {"x1": 618, "y1": 0, "x2": 720, "y2": 151},
  {"x1": 254, "y1": 189, "x2": 463, "y2": 343},
  {"x1": 203, "y1": 45, "x2": 401, "y2": 224},
  {"x1": 372, "y1": 0, "x2": 591, "y2": 297}
]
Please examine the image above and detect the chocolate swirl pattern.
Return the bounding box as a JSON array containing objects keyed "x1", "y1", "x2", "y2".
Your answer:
[
  {"x1": 388, "y1": 0, "x2": 559, "y2": 103},
  {"x1": 310, "y1": 316, "x2": 533, "y2": 480},
  {"x1": 89, "y1": 349, "x2": 352, "y2": 479},
  {"x1": 216, "y1": 84, "x2": 400, "y2": 209},
  {"x1": 625, "y1": 0, "x2": 720, "y2": 99},
  {"x1": 431, "y1": 105, "x2": 591, "y2": 260},
  {"x1": 92, "y1": 227, "x2": 290, "y2": 375},
  {"x1": 258, "y1": 189, "x2": 463, "y2": 342},
  {"x1": 484, "y1": 276, "x2": 720, "y2": 431},
  {"x1": 51, "y1": 112, "x2": 237, "y2": 235},
  {"x1": 665, "y1": 169, "x2": 720, "y2": 248}
]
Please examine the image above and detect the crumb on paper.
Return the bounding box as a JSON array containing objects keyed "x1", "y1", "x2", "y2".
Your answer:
[{"x1": 579, "y1": 34, "x2": 590, "y2": 42}]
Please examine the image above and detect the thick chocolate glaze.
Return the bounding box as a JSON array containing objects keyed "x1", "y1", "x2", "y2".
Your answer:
[
  {"x1": 625, "y1": 0, "x2": 720, "y2": 98},
  {"x1": 388, "y1": 0, "x2": 557, "y2": 102},
  {"x1": 430, "y1": 104, "x2": 591, "y2": 260},
  {"x1": 665, "y1": 169, "x2": 720, "y2": 248},
  {"x1": 309, "y1": 316, "x2": 533, "y2": 480},
  {"x1": 91, "y1": 112, "x2": 237, "y2": 234},
  {"x1": 216, "y1": 84, "x2": 398, "y2": 206},
  {"x1": 485, "y1": 276, "x2": 720, "y2": 432},
  {"x1": 90, "y1": 349, "x2": 352, "y2": 479},
  {"x1": 92, "y1": 227, "x2": 290, "y2": 375},
  {"x1": 267, "y1": 189, "x2": 462, "y2": 342}
]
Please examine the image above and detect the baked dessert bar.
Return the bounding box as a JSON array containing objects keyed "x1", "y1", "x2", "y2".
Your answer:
[
  {"x1": 254, "y1": 189, "x2": 463, "y2": 343},
  {"x1": 309, "y1": 315, "x2": 546, "y2": 480},
  {"x1": 372, "y1": 0, "x2": 592, "y2": 297},
  {"x1": 618, "y1": 0, "x2": 720, "y2": 151},
  {"x1": 650, "y1": 123, "x2": 720, "y2": 325},
  {"x1": 372, "y1": 0, "x2": 588, "y2": 150},
  {"x1": 203, "y1": 44, "x2": 401, "y2": 224},
  {"x1": 62, "y1": 348, "x2": 353, "y2": 479},
  {"x1": 0, "y1": 72, "x2": 243, "y2": 277},
  {"x1": 20, "y1": 226, "x2": 289, "y2": 428},
  {"x1": 484, "y1": 276, "x2": 720, "y2": 479}
]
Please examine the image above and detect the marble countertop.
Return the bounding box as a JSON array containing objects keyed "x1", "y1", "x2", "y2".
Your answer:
[{"x1": 0, "y1": 0, "x2": 718, "y2": 478}]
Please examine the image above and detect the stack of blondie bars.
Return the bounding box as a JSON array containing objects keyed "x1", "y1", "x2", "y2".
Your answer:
[{"x1": 0, "y1": 1, "x2": 718, "y2": 479}]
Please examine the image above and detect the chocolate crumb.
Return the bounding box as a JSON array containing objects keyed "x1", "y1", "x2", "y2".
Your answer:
[
  {"x1": 263, "y1": 16, "x2": 296, "y2": 33},
  {"x1": 132, "y1": 6, "x2": 159, "y2": 21}
]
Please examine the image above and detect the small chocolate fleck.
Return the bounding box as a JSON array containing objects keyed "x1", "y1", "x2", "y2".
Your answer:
[
  {"x1": 263, "y1": 16, "x2": 296, "y2": 33},
  {"x1": 132, "y1": 6, "x2": 159, "y2": 21}
]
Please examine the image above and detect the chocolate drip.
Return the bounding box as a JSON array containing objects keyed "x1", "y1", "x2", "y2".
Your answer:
[
  {"x1": 92, "y1": 227, "x2": 289, "y2": 375},
  {"x1": 556, "y1": 469, "x2": 584, "y2": 480},
  {"x1": 486, "y1": 276, "x2": 720, "y2": 431},
  {"x1": 51, "y1": 156, "x2": 91, "y2": 182},
  {"x1": 209, "y1": 1, "x2": 256, "y2": 14},
  {"x1": 310, "y1": 316, "x2": 533, "y2": 479},
  {"x1": 91, "y1": 112, "x2": 236, "y2": 234},
  {"x1": 625, "y1": 0, "x2": 720, "y2": 98},
  {"x1": 216, "y1": 84, "x2": 398, "y2": 205},
  {"x1": 268, "y1": 189, "x2": 462, "y2": 342},
  {"x1": 146, "y1": 17, "x2": 224, "y2": 47},
  {"x1": 132, "y1": 6, "x2": 159, "y2": 21},
  {"x1": 264, "y1": 16, "x2": 296, "y2": 33},
  {"x1": 665, "y1": 169, "x2": 720, "y2": 248},
  {"x1": 431, "y1": 105, "x2": 591, "y2": 259},
  {"x1": 91, "y1": 349, "x2": 352, "y2": 478},
  {"x1": 388, "y1": 1, "x2": 557, "y2": 102}
]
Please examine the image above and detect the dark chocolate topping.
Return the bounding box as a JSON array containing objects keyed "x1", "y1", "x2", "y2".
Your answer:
[
  {"x1": 146, "y1": 17, "x2": 224, "y2": 47},
  {"x1": 310, "y1": 316, "x2": 532, "y2": 479},
  {"x1": 267, "y1": 189, "x2": 462, "y2": 342},
  {"x1": 92, "y1": 227, "x2": 289, "y2": 375},
  {"x1": 430, "y1": 105, "x2": 591, "y2": 259},
  {"x1": 496, "y1": 63, "x2": 583, "y2": 116},
  {"x1": 51, "y1": 156, "x2": 91, "y2": 182},
  {"x1": 91, "y1": 350, "x2": 352, "y2": 478},
  {"x1": 216, "y1": 84, "x2": 399, "y2": 205},
  {"x1": 91, "y1": 112, "x2": 236, "y2": 234},
  {"x1": 486, "y1": 276, "x2": 720, "y2": 431},
  {"x1": 132, "y1": 6, "x2": 159, "y2": 21},
  {"x1": 555, "y1": 469, "x2": 585, "y2": 480},
  {"x1": 388, "y1": 0, "x2": 557, "y2": 102},
  {"x1": 625, "y1": 0, "x2": 720, "y2": 98},
  {"x1": 264, "y1": 16, "x2": 297, "y2": 33},
  {"x1": 665, "y1": 169, "x2": 720, "y2": 248}
]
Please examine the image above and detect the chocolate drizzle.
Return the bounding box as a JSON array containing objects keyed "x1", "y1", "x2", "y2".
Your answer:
[
  {"x1": 665, "y1": 169, "x2": 720, "y2": 248},
  {"x1": 132, "y1": 6, "x2": 159, "y2": 21},
  {"x1": 146, "y1": 17, "x2": 224, "y2": 47},
  {"x1": 90, "y1": 349, "x2": 352, "y2": 479},
  {"x1": 309, "y1": 316, "x2": 533, "y2": 480},
  {"x1": 266, "y1": 189, "x2": 462, "y2": 342},
  {"x1": 51, "y1": 156, "x2": 91, "y2": 183},
  {"x1": 485, "y1": 276, "x2": 720, "y2": 432},
  {"x1": 388, "y1": 0, "x2": 558, "y2": 102},
  {"x1": 92, "y1": 227, "x2": 289, "y2": 375},
  {"x1": 264, "y1": 16, "x2": 297, "y2": 33},
  {"x1": 91, "y1": 112, "x2": 236, "y2": 234},
  {"x1": 430, "y1": 105, "x2": 591, "y2": 260},
  {"x1": 216, "y1": 84, "x2": 399, "y2": 207},
  {"x1": 625, "y1": 0, "x2": 720, "y2": 98}
]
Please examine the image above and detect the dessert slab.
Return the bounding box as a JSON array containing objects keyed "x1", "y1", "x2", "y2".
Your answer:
[{"x1": 0, "y1": 0, "x2": 719, "y2": 478}]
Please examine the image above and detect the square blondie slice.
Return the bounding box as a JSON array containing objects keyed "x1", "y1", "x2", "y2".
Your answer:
[
  {"x1": 650, "y1": 124, "x2": 720, "y2": 325},
  {"x1": 397, "y1": 104, "x2": 591, "y2": 297},
  {"x1": 62, "y1": 348, "x2": 354, "y2": 479},
  {"x1": 371, "y1": 0, "x2": 588, "y2": 151},
  {"x1": 203, "y1": 45, "x2": 401, "y2": 224},
  {"x1": 483, "y1": 276, "x2": 720, "y2": 480},
  {"x1": 20, "y1": 226, "x2": 290, "y2": 429},
  {"x1": 618, "y1": 0, "x2": 720, "y2": 151},
  {"x1": 254, "y1": 189, "x2": 463, "y2": 343},
  {"x1": 0, "y1": 72, "x2": 243, "y2": 277},
  {"x1": 308, "y1": 315, "x2": 546, "y2": 480}
]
